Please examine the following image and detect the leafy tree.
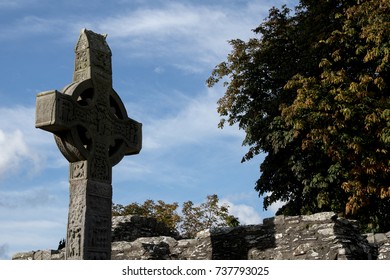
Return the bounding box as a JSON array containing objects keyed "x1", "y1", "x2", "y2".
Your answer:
[
  {"x1": 112, "y1": 199, "x2": 181, "y2": 231},
  {"x1": 113, "y1": 194, "x2": 240, "y2": 238},
  {"x1": 180, "y1": 194, "x2": 240, "y2": 238},
  {"x1": 283, "y1": 0, "x2": 390, "y2": 231},
  {"x1": 180, "y1": 200, "x2": 204, "y2": 238},
  {"x1": 207, "y1": 0, "x2": 389, "y2": 231}
]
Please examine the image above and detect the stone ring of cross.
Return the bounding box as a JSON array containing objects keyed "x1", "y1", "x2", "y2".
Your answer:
[{"x1": 53, "y1": 78, "x2": 130, "y2": 167}]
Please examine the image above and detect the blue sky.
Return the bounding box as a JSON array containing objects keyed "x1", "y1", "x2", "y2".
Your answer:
[{"x1": 0, "y1": 0, "x2": 296, "y2": 259}]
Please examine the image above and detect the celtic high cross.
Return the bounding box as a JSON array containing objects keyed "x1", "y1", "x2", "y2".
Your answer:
[{"x1": 35, "y1": 29, "x2": 142, "y2": 259}]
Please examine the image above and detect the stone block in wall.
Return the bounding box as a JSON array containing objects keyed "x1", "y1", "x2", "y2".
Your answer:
[
  {"x1": 377, "y1": 232, "x2": 390, "y2": 260},
  {"x1": 51, "y1": 249, "x2": 65, "y2": 260},
  {"x1": 33, "y1": 250, "x2": 51, "y2": 260},
  {"x1": 173, "y1": 238, "x2": 205, "y2": 259},
  {"x1": 365, "y1": 231, "x2": 390, "y2": 260},
  {"x1": 12, "y1": 251, "x2": 35, "y2": 260},
  {"x1": 112, "y1": 236, "x2": 178, "y2": 260},
  {"x1": 12, "y1": 249, "x2": 64, "y2": 260}
]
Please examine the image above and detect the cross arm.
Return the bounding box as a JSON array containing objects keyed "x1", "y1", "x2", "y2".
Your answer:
[
  {"x1": 123, "y1": 118, "x2": 142, "y2": 155},
  {"x1": 35, "y1": 90, "x2": 74, "y2": 133}
]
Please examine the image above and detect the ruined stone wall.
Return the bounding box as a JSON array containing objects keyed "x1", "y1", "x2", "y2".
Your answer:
[
  {"x1": 12, "y1": 213, "x2": 390, "y2": 260},
  {"x1": 365, "y1": 232, "x2": 390, "y2": 259}
]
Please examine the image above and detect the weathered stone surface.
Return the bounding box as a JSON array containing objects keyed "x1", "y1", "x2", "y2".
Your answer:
[
  {"x1": 12, "y1": 250, "x2": 64, "y2": 260},
  {"x1": 365, "y1": 231, "x2": 390, "y2": 260},
  {"x1": 35, "y1": 29, "x2": 142, "y2": 260},
  {"x1": 112, "y1": 237, "x2": 178, "y2": 260},
  {"x1": 301, "y1": 212, "x2": 337, "y2": 222},
  {"x1": 13, "y1": 212, "x2": 390, "y2": 260},
  {"x1": 12, "y1": 251, "x2": 35, "y2": 260}
]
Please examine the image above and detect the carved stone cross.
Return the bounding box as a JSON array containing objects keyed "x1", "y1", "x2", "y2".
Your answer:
[{"x1": 35, "y1": 29, "x2": 142, "y2": 259}]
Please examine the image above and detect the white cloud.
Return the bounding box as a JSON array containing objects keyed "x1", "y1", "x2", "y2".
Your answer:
[
  {"x1": 0, "y1": 187, "x2": 56, "y2": 208},
  {"x1": 1, "y1": 219, "x2": 63, "y2": 231},
  {"x1": 0, "y1": 206, "x2": 67, "y2": 258},
  {"x1": 0, "y1": 129, "x2": 36, "y2": 177},
  {"x1": 221, "y1": 198, "x2": 263, "y2": 225},
  {"x1": 0, "y1": 16, "x2": 73, "y2": 42},
  {"x1": 261, "y1": 192, "x2": 287, "y2": 217},
  {"x1": 114, "y1": 86, "x2": 252, "y2": 194},
  {"x1": 0, "y1": 0, "x2": 295, "y2": 67},
  {"x1": 154, "y1": 66, "x2": 165, "y2": 74},
  {"x1": 0, "y1": 1, "x2": 273, "y2": 72},
  {"x1": 96, "y1": 1, "x2": 267, "y2": 70},
  {"x1": 143, "y1": 88, "x2": 243, "y2": 151},
  {"x1": 267, "y1": 199, "x2": 287, "y2": 215},
  {"x1": 0, "y1": 130, "x2": 24, "y2": 164},
  {"x1": 113, "y1": 159, "x2": 153, "y2": 182},
  {"x1": 0, "y1": 220, "x2": 65, "y2": 257},
  {"x1": 0, "y1": 107, "x2": 50, "y2": 178},
  {"x1": 99, "y1": 3, "x2": 206, "y2": 38},
  {"x1": 172, "y1": 63, "x2": 204, "y2": 74}
]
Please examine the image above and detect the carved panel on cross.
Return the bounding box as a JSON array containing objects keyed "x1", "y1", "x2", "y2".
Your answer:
[
  {"x1": 70, "y1": 161, "x2": 87, "y2": 180},
  {"x1": 85, "y1": 181, "x2": 112, "y2": 259},
  {"x1": 66, "y1": 180, "x2": 87, "y2": 259},
  {"x1": 91, "y1": 142, "x2": 111, "y2": 182}
]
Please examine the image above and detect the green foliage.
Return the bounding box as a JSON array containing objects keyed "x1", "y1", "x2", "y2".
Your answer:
[
  {"x1": 180, "y1": 194, "x2": 240, "y2": 238},
  {"x1": 113, "y1": 194, "x2": 240, "y2": 238},
  {"x1": 112, "y1": 199, "x2": 181, "y2": 231},
  {"x1": 208, "y1": 0, "x2": 389, "y2": 231},
  {"x1": 283, "y1": 0, "x2": 390, "y2": 231}
]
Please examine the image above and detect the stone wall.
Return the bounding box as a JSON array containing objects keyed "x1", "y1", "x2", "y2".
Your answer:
[
  {"x1": 12, "y1": 212, "x2": 390, "y2": 260},
  {"x1": 365, "y1": 232, "x2": 390, "y2": 260}
]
